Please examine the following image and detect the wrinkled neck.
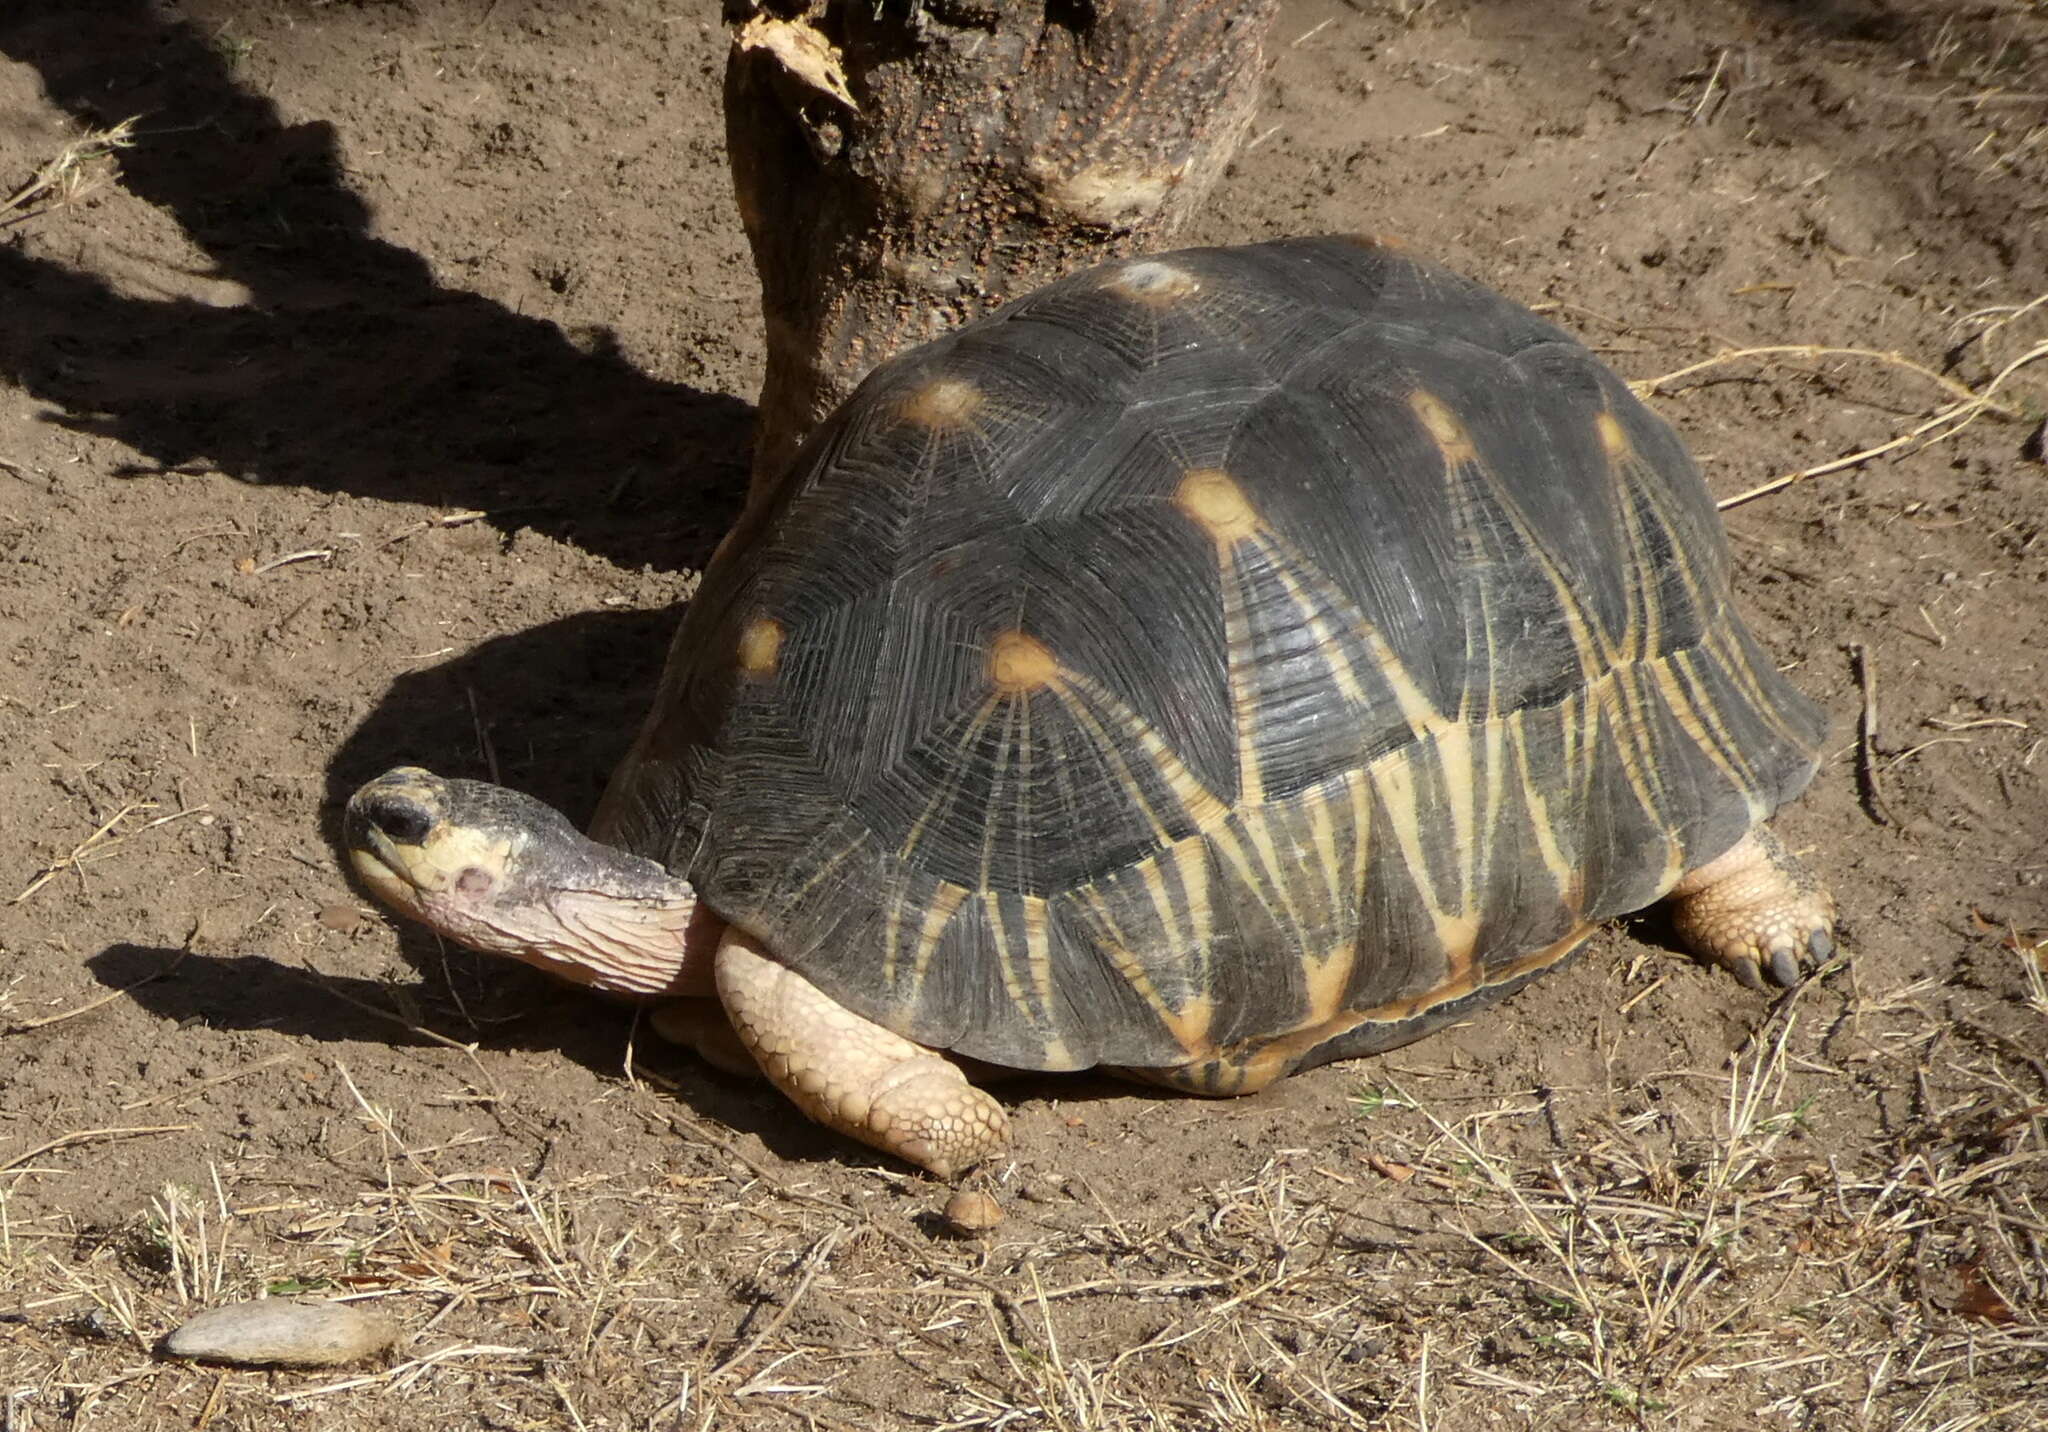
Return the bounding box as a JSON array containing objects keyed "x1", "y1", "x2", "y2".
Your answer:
[{"x1": 492, "y1": 884, "x2": 723, "y2": 999}]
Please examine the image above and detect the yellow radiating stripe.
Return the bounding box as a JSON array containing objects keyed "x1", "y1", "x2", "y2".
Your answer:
[
  {"x1": 1300, "y1": 937, "x2": 1356, "y2": 1025},
  {"x1": 1604, "y1": 432, "x2": 1813, "y2": 758},
  {"x1": 1201, "y1": 820, "x2": 1268, "y2": 926},
  {"x1": 1368, "y1": 746, "x2": 1431, "y2": 904},
  {"x1": 1346, "y1": 766, "x2": 1374, "y2": 900},
  {"x1": 898, "y1": 695, "x2": 1002, "y2": 861},
  {"x1": 1601, "y1": 439, "x2": 1660, "y2": 665},
  {"x1": 881, "y1": 901, "x2": 907, "y2": 986},
  {"x1": 1250, "y1": 533, "x2": 1370, "y2": 707},
  {"x1": 1359, "y1": 625, "x2": 1445, "y2": 742},
  {"x1": 1507, "y1": 709, "x2": 1578, "y2": 905},
  {"x1": 1476, "y1": 708, "x2": 1507, "y2": 904},
  {"x1": 977, "y1": 697, "x2": 1025, "y2": 892},
  {"x1": 1076, "y1": 879, "x2": 1136, "y2": 954},
  {"x1": 981, "y1": 891, "x2": 1030, "y2": 1017},
  {"x1": 1137, "y1": 853, "x2": 1183, "y2": 952},
  {"x1": 1239, "y1": 804, "x2": 1306, "y2": 940},
  {"x1": 1075, "y1": 841, "x2": 1218, "y2": 1055},
  {"x1": 1674, "y1": 644, "x2": 1771, "y2": 799},
  {"x1": 1705, "y1": 624, "x2": 1817, "y2": 755},
  {"x1": 1155, "y1": 841, "x2": 1218, "y2": 1049},
  {"x1": 1587, "y1": 675, "x2": 1680, "y2": 880},
  {"x1": 1304, "y1": 779, "x2": 1347, "y2": 922},
  {"x1": 1654, "y1": 651, "x2": 1763, "y2": 812},
  {"x1": 1296, "y1": 781, "x2": 1364, "y2": 1020},
  {"x1": 1432, "y1": 721, "x2": 1476, "y2": 914},
  {"x1": 981, "y1": 890, "x2": 1072, "y2": 1067},
  {"x1": 1056, "y1": 670, "x2": 1231, "y2": 833},
  {"x1": 1365, "y1": 744, "x2": 1475, "y2": 969},
  {"x1": 1458, "y1": 433, "x2": 1674, "y2": 830},
  {"x1": 787, "y1": 829, "x2": 869, "y2": 904},
  {"x1": 1216, "y1": 543, "x2": 1267, "y2": 805},
  {"x1": 1166, "y1": 832, "x2": 1216, "y2": 955},
  {"x1": 1019, "y1": 894, "x2": 1064, "y2": 1061},
  {"x1": 1045, "y1": 679, "x2": 1174, "y2": 847},
  {"x1": 1215, "y1": 920, "x2": 1597, "y2": 1085},
  {"x1": 904, "y1": 881, "x2": 969, "y2": 997}
]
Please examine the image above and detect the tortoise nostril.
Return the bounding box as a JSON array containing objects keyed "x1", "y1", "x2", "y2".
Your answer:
[{"x1": 362, "y1": 795, "x2": 435, "y2": 846}]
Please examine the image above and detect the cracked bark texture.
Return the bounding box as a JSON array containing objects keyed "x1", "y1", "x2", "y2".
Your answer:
[{"x1": 724, "y1": 0, "x2": 1281, "y2": 490}]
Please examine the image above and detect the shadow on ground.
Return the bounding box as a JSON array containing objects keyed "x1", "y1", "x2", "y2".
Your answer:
[{"x1": 0, "y1": 2, "x2": 752, "y2": 576}]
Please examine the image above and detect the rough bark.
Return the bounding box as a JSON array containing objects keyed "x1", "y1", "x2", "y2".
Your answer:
[{"x1": 724, "y1": 0, "x2": 1281, "y2": 491}]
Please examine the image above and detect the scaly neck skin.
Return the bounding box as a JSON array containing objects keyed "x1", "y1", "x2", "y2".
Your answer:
[{"x1": 490, "y1": 886, "x2": 724, "y2": 999}]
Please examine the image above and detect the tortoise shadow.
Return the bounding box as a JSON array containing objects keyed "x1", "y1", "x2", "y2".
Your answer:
[
  {"x1": 83, "y1": 939, "x2": 839, "y2": 1168},
  {"x1": 318, "y1": 607, "x2": 681, "y2": 846}
]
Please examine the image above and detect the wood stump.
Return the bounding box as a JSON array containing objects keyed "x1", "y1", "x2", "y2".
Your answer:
[{"x1": 724, "y1": 0, "x2": 1281, "y2": 489}]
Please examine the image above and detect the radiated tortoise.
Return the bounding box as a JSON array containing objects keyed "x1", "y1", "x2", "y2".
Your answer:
[{"x1": 345, "y1": 236, "x2": 1836, "y2": 1179}]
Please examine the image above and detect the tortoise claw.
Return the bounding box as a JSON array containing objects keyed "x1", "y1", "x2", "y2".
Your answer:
[
  {"x1": 1768, "y1": 944, "x2": 1804, "y2": 989},
  {"x1": 1667, "y1": 827, "x2": 1838, "y2": 994},
  {"x1": 1726, "y1": 956, "x2": 1768, "y2": 992}
]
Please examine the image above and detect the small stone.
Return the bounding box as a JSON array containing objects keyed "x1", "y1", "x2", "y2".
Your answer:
[
  {"x1": 158, "y1": 1299, "x2": 398, "y2": 1368},
  {"x1": 941, "y1": 1189, "x2": 1004, "y2": 1236},
  {"x1": 316, "y1": 904, "x2": 366, "y2": 934}
]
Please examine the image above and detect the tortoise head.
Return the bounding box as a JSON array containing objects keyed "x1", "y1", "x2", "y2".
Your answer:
[{"x1": 344, "y1": 767, "x2": 716, "y2": 997}]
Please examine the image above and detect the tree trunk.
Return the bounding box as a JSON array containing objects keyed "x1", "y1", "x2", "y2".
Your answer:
[{"x1": 724, "y1": 0, "x2": 1281, "y2": 492}]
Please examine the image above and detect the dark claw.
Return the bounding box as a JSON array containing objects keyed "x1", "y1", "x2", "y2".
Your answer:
[
  {"x1": 1728, "y1": 957, "x2": 1768, "y2": 992},
  {"x1": 1808, "y1": 928, "x2": 1835, "y2": 961},
  {"x1": 1768, "y1": 944, "x2": 1803, "y2": 988}
]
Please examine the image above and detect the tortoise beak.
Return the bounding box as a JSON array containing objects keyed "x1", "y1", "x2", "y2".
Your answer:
[
  {"x1": 343, "y1": 767, "x2": 514, "y2": 914},
  {"x1": 345, "y1": 768, "x2": 445, "y2": 897}
]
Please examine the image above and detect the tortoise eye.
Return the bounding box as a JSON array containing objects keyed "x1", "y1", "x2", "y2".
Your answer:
[
  {"x1": 361, "y1": 795, "x2": 434, "y2": 846},
  {"x1": 456, "y1": 867, "x2": 495, "y2": 896}
]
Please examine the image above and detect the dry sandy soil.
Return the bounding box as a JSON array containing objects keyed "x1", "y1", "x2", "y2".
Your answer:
[{"x1": 2, "y1": 2, "x2": 2046, "y2": 1429}]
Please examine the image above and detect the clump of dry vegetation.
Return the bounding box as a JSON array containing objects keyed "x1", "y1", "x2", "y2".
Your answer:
[
  {"x1": 0, "y1": 117, "x2": 134, "y2": 230},
  {"x1": 3, "y1": 940, "x2": 2042, "y2": 1429}
]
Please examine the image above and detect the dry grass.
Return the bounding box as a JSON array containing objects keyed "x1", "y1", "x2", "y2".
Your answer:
[
  {"x1": 0, "y1": 117, "x2": 137, "y2": 230},
  {"x1": 3, "y1": 962, "x2": 2042, "y2": 1431},
  {"x1": 1627, "y1": 312, "x2": 2048, "y2": 511}
]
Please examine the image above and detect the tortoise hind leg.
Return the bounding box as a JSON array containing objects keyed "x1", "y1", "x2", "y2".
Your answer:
[
  {"x1": 713, "y1": 928, "x2": 1010, "y2": 1179},
  {"x1": 1666, "y1": 826, "x2": 1837, "y2": 989}
]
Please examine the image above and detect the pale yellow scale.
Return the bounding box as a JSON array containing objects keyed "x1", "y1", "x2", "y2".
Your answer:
[
  {"x1": 899, "y1": 376, "x2": 985, "y2": 430},
  {"x1": 737, "y1": 617, "x2": 784, "y2": 677}
]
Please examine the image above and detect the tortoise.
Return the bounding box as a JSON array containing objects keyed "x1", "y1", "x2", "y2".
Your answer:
[{"x1": 344, "y1": 236, "x2": 1836, "y2": 1180}]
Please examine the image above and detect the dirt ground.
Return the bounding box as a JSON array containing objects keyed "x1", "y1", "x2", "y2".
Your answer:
[{"x1": 2, "y1": 1, "x2": 2045, "y2": 1428}]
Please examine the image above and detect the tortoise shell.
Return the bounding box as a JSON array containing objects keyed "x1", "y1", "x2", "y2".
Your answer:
[{"x1": 595, "y1": 236, "x2": 1824, "y2": 1087}]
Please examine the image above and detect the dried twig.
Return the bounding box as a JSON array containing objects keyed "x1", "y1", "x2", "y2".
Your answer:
[
  {"x1": 1715, "y1": 338, "x2": 2048, "y2": 509},
  {"x1": 0, "y1": 1123, "x2": 196, "y2": 1176},
  {"x1": 1852, "y1": 642, "x2": 1903, "y2": 827},
  {"x1": 707, "y1": 1226, "x2": 846, "y2": 1383},
  {"x1": 1632, "y1": 343, "x2": 2001, "y2": 411},
  {"x1": 2, "y1": 949, "x2": 188, "y2": 1035},
  {"x1": 11, "y1": 804, "x2": 212, "y2": 905},
  {"x1": 0, "y1": 117, "x2": 137, "y2": 227}
]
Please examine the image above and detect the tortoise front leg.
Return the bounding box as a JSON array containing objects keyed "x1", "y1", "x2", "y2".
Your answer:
[
  {"x1": 1666, "y1": 826, "x2": 1837, "y2": 989},
  {"x1": 713, "y1": 928, "x2": 1010, "y2": 1179}
]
